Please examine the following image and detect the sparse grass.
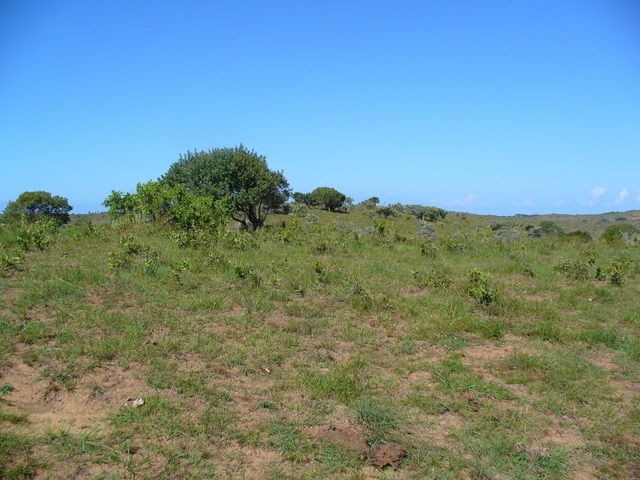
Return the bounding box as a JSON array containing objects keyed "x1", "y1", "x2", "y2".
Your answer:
[{"x1": 0, "y1": 208, "x2": 638, "y2": 478}]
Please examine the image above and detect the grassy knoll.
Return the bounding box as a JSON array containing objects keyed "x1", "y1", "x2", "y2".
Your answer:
[{"x1": 1, "y1": 209, "x2": 639, "y2": 479}]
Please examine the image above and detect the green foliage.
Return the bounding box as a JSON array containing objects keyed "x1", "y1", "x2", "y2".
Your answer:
[
  {"x1": 376, "y1": 206, "x2": 397, "y2": 218},
  {"x1": 354, "y1": 398, "x2": 399, "y2": 445},
  {"x1": 416, "y1": 220, "x2": 438, "y2": 240},
  {"x1": 601, "y1": 223, "x2": 638, "y2": 244},
  {"x1": 15, "y1": 219, "x2": 57, "y2": 252},
  {"x1": 233, "y1": 263, "x2": 262, "y2": 285},
  {"x1": 412, "y1": 267, "x2": 453, "y2": 289},
  {"x1": 3, "y1": 191, "x2": 72, "y2": 224},
  {"x1": 603, "y1": 256, "x2": 633, "y2": 285},
  {"x1": 419, "y1": 240, "x2": 438, "y2": 258},
  {"x1": 288, "y1": 203, "x2": 310, "y2": 218},
  {"x1": 467, "y1": 268, "x2": 496, "y2": 305},
  {"x1": 291, "y1": 192, "x2": 312, "y2": 206},
  {"x1": 102, "y1": 190, "x2": 136, "y2": 218},
  {"x1": 305, "y1": 359, "x2": 368, "y2": 402},
  {"x1": 0, "y1": 251, "x2": 22, "y2": 271},
  {"x1": 359, "y1": 196, "x2": 380, "y2": 208},
  {"x1": 528, "y1": 220, "x2": 564, "y2": 238},
  {"x1": 494, "y1": 227, "x2": 522, "y2": 242},
  {"x1": 405, "y1": 205, "x2": 447, "y2": 222},
  {"x1": 160, "y1": 145, "x2": 290, "y2": 230},
  {"x1": 372, "y1": 219, "x2": 391, "y2": 235},
  {"x1": 309, "y1": 187, "x2": 347, "y2": 212},
  {"x1": 103, "y1": 182, "x2": 228, "y2": 242},
  {"x1": 2, "y1": 206, "x2": 639, "y2": 479},
  {"x1": 108, "y1": 235, "x2": 169, "y2": 276},
  {"x1": 564, "y1": 230, "x2": 592, "y2": 242},
  {"x1": 440, "y1": 235, "x2": 467, "y2": 252},
  {"x1": 553, "y1": 257, "x2": 592, "y2": 280}
]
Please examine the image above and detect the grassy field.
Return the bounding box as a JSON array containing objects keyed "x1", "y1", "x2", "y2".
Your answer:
[{"x1": 1, "y1": 208, "x2": 639, "y2": 479}]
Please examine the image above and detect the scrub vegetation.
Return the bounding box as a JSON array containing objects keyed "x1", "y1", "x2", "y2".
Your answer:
[{"x1": 1, "y1": 159, "x2": 639, "y2": 478}]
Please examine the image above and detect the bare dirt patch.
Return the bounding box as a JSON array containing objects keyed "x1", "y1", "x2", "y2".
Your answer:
[
  {"x1": 462, "y1": 337, "x2": 523, "y2": 364},
  {"x1": 303, "y1": 404, "x2": 368, "y2": 455},
  {"x1": 1, "y1": 357, "x2": 148, "y2": 434},
  {"x1": 223, "y1": 445, "x2": 282, "y2": 480},
  {"x1": 414, "y1": 412, "x2": 465, "y2": 448},
  {"x1": 589, "y1": 352, "x2": 640, "y2": 406}
]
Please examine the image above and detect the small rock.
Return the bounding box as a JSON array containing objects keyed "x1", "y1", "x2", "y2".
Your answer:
[
  {"x1": 124, "y1": 397, "x2": 145, "y2": 408},
  {"x1": 369, "y1": 443, "x2": 407, "y2": 468},
  {"x1": 512, "y1": 442, "x2": 527, "y2": 454}
]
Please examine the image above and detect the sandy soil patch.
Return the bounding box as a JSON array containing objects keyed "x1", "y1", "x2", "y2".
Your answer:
[{"x1": 1, "y1": 357, "x2": 148, "y2": 434}]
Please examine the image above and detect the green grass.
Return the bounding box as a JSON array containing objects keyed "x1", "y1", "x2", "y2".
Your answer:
[{"x1": 0, "y1": 208, "x2": 639, "y2": 478}]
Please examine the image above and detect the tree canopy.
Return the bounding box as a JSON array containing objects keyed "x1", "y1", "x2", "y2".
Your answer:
[
  {"x1": 309, "y1": 187, "x2": 346, "y2": 212},
  {"x1": 3, "y1": 191, "x2": 72, "y2": 224},
  {"x1": 160, "y1": 145, "x2": 290, "y2": 230}
]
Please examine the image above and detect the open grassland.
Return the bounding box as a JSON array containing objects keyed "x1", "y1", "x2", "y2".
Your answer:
[{"x1": 1, "y1": 209, "x2": 639, "y2": 479}]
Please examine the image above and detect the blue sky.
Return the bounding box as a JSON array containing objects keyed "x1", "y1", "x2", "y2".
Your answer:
[{"x1": 1, "y1": 0, "x2": 639, "y2": 215}]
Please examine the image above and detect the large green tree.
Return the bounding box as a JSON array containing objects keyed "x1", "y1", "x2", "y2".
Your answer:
[
  {"x1": 3, "y1": 191, "x2": 72, "y2": 224},
  {"x1": 309, "y1": 187, "x2": 346, "y2": 212},
  {"x1": 160, "y1": 145, "x2": 290, "y2": 230}
]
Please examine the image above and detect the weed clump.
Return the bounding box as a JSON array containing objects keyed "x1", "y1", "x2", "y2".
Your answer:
[
  {"x1": 467, "y1": 269, "x2": 496, "y2": 305},
  {"x1": 412, "y1": 268, "x2": 453, "y2": 290},
  {"x1": 419, "y1": 240, "x2": 437, "y2": 258}
]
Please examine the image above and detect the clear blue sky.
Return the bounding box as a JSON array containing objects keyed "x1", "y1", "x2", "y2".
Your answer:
[{"x1": 1, "y1": 0, "x2": 639, "y2": 215}]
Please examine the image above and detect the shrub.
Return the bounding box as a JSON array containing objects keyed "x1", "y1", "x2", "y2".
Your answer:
[
  {"x1": 441, "y1": 235, "x2": 467, "y2": 253},
  {"x1": 291, "y1": 192, "x2": 312, "y2": 206},
  {"x1": 3, "y1": 191, "x2": 72, "y2": 225},
  {"x1": 309, "y1": 187, "x2": 347, "y2": 212},
  {"x1": 416, "y1": 221, "x2": 438, "y2": 240},
  {"x1": 373, "y1": 219, "x2": 391, "y2": 235},
  {"x1": 359, "y1": 197, "x2": 380, "y2": 208},
  {"x1": 15, "y1": 220, "x2": 56, "y2": 252},
  {"x1": 420, "y1": 240, "x2": 437, "y2": 258},
  {"x1": 233, "y1": 264, "x2": 262, "y2": 285},
  {"x1": 0, "y1": 251, "x2": 22, "y2": 271},
  {"x1": 529, "y1": 220, "x2": 564, "y2": 238},
  {"x1": 601, "y1": 223, "x2": 638, "y2": 245},
  {"x1": 405, "y1": 205, "x2": 447, "y2": 222},
  {"x1": 104, "y1": 182, "x2": 229, "y2": 240},
  {"x1": 564, "y1": 230, "x2": 592, "y2": 242},
  {"x1": 467, "y1": 269, "x2": 496, "y2": 305},
  {"x1": 160, "y1": 145, "x2": 291, "y2": 230},
  {"x1": 602, "y1": 256, "x2": 633, "y2": 285},
  {"x1": 376, "y1": 206, "x2": 397, "y2": 218},
  {"x1": 495, "y1": 227, "x2": 522, "y2": 242},
  {"x1": 553, "y1": 258, "x2": 591, "y2": 280},
  {"x1": 288, "y1": 203, "x2": 309, "y2": 218},
  {"x1": 412, "y1": 268, "x2": 453, "y2": 290}
]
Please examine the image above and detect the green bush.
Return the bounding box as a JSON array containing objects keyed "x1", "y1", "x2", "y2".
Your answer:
[
  {"x1": 601, "y1": 223, "x2": 638, "y2": 245},
  {"x1": 412, "y1": 268, "x2": 453, "y2": 290},
  {"x1": 404, "y1": 205, "x2": 447, "y2": 222},
  {"x1": 467, "y1": 269, "x2": 496, "y2": 305},
  {"x1": 529, "y1": 220, "x2": 564, "y2": 238},
  {"x1": 309, "y1": 187, "x2": 347, "y2": 212},
  {"x1": 3, "y1": 191, "x2": 72, "y2": 225},
  {"x1": 553, "y1": 258, "x2": 591, "y2": 280},
  {"x1": 160, "y1": 145, "x2": 291, "y2": 230},
  {"x1": 420, "y1": 240, "x2": 437, "y2": 258}
]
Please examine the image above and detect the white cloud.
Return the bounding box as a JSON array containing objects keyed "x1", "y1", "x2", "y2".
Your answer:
[
  {"x1": 439, "y1": 194, "x2": 477, "y2": 207},
  {"x1": 581, "y1": 186, "x2": 608, "y2": 206},
  {"x1": 510, "y1": 198, "x2": 535, "y2": 207},
  {"x1": 591, "y1": 186, "x2": 607, "y2": 200},
  {"x1": 615, "y1": 188, "x2": 629, "y2": 205},
  {"x1": 554, "y1": 200, "x2": 565, "y2": 207}
]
